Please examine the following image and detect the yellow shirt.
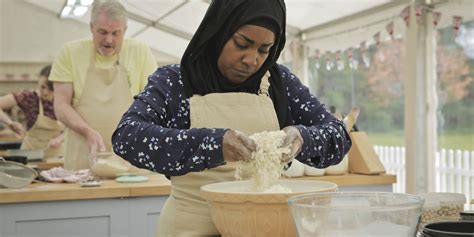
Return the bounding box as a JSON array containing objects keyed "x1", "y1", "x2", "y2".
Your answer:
[{"x1": 50, "y1": 39, "x2": 157, "y2": 103}]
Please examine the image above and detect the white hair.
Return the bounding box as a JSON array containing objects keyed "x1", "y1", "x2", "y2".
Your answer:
[{"x1": 91, "y1": 0, "x2": 128, "y2": 26}]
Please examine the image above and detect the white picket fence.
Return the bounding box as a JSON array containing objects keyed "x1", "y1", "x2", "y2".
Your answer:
[{"x1": 374, "y1": 146, "x2": 474, "y2": 205}]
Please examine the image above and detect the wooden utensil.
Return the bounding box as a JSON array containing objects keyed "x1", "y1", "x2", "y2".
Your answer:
[{"x1": 344, "y1": 107, "x2": 360, "y2": 132}]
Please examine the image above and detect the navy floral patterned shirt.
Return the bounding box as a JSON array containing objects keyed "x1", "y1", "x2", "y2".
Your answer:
[{"x1": 112, "y1": 64, "x2": 351, "y2": 176}]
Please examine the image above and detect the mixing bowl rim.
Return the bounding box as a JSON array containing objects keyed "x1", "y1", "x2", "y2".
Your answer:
[
  {"x1": 288, "y1": 191, "x2": 425, "y2": 211},
  {"x1": 200, "y1": 179, "x2": 338, "y2": 194}
]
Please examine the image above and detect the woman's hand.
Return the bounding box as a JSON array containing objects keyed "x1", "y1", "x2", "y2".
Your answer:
[
  {"x1": 280, "y1": 126, "x2": 303, "y2": 164},
  {"x1": 222, "y1": 130, "x2": 256, "y2": 162},
  {"x1": 47, "y1": 134, "x2": 64, "y2": 149},
  {"x1": 8, "y1": 121, "x2": 25, "y2": 136}
]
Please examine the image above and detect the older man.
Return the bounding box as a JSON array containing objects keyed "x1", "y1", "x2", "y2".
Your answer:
[{"x1": 50, "y1": 0, "x2": 156, "y2": 170}]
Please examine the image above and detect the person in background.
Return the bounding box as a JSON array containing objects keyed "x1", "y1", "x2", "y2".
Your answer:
[
  {"x1": 50, "y1": 0, "x2": 157, "y2": 171},
  {"x1": 112, "y1": 0, "x2": 351, "y2": 235},
  {"x1": 0, "y1": 65, "x2": 65, "y2": 158}
]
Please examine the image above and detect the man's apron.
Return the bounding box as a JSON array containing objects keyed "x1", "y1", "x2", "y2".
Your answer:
[
  {"x1": 156, "y1": 73, "x2": 280, "y2": 237},
  {"x1": 63, "y1": 50, "x2": 133, "y2": 171},
  {"x1": 21, "y1": 95, "x2": 64, "y2": 159}
]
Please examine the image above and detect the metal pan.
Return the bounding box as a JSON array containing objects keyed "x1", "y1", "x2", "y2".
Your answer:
[
  {"x1": 3, "y1": 155, "x2": 27, "y2": 165},
  {"x1": 0, "y1": 141, "x2": 22, "y2": 150},
  {"x1": 5, "y1": 149, "x2": 43, "y2": 161}
]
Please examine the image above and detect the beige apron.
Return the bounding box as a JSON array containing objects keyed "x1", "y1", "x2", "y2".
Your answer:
[
  {"x1": 21, "y1": 95, "x2": 64, "y2": 159},
  {"x1": 157, "y1": 73, "x2": 280, "y2": 237},
  {"x1": 63, "y1": 50, "x2": 133, "y2": 171}
]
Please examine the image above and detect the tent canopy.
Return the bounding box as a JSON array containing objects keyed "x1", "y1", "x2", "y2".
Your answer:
[{"x1": 17, "y1": 0, "x2": 392, "y2": 62}]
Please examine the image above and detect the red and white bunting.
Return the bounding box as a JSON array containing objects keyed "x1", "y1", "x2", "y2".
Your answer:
[
  {"x1": 360, "y1": 41, "x2": 370, "y2": 68},
  {"x1": 360, "y1": 41, "x2": 367, "y2": 53},
  {"x1": 433, "y1": 12, "x2": 442, "y2": 27},
  {"x1": 453, "y1": 16, "x2": 463, "y2": 34},
  {"x1": 306, "y1": 5, "x2": 468, "y2": 73},
  {"x1": 400, "y1": 6, "x2": 410, "y2": 27},
  {"x1": 314, "y1": 49, "x2": 320, "y2": 69},
  {"x1": 314, "y1": 49, "x2": 320, "y2": 60},
  {"x1": 325, "y1": 51, "x2": 333, "y2": 71},
  {"x1": 347, "y1": 47, "x2": 353, "y2": 60},
  {"x1": 415, "y1": 4, "x2": 424, "y2": 23},
  {"x1": 325, "y1": 51, "x2": 331, "y2": 59},
  {"x1": 373, "y1": 32, "x2": 381, "y2": 46},
  {"x1": 347, "y1": 48, "x2": 358, "y2": 70},
  {"x1": 386, "y1": 22, "x2": 395, "y2": 40},
  {"x1": 336, "y1": 50, "x2": 344, "y2": 71}
]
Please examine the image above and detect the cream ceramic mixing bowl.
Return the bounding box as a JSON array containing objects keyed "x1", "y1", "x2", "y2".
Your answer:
[
  {"x1": 200, "y1": 179, "x2": 337, "y2": 237},
  {"x1": 288, "y1": 192, "x2": 424, "y2": 237}
]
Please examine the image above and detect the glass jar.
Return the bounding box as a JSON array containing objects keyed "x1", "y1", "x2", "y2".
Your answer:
[{"x1": 418, "y1": 192, "x2": 466, "y2": 227}]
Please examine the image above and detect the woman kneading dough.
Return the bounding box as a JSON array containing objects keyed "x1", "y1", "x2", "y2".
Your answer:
[{"x1": 112, "y1": 0, "x2": 352, "y2": 236}]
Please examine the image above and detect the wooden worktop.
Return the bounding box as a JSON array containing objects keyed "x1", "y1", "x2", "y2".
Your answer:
[
  {"x1": 0, "y1": 173, "x2": 395, "y2": 204},
  {"x1": 0, "y1": 130, "x2": 20, "y2": 142},
  {"x1": 0, "y1": 174, "x2": 171, "y2": 204},
  {"x1": 28, "y1": 157, "x2": 64, "y2": 170}
]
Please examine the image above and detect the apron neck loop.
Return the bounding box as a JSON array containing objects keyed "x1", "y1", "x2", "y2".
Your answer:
[{"x1": 258, "y1": 71, "x2": 271, "y2": 97}]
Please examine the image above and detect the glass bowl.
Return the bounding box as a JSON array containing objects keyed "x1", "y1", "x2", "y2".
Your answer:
[{"x1": 288, "y1": 192, "x2": 424, "y2": 237}]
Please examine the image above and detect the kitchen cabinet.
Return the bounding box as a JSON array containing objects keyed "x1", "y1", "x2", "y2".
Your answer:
[
  {"x1": 0, "y1": 175, "x2": 170, "y2": 237},
  {"x1": 0, "y1": 196, "x2": 165, "y2": 237},
  {"x1": 0, "y1": 173, "x2": 395, "y2": 237}
]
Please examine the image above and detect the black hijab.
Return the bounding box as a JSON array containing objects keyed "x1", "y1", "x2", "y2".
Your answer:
[{"x1": 181, "y1": 0, "x2": 291, "y2": 128}]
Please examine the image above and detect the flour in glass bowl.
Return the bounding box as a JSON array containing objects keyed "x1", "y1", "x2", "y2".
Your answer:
[{"x1": 235, "y1": 131, "x2": 292, "y2": 193}]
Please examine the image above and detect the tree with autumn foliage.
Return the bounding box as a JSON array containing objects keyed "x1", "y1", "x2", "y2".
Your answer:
[
  {"x1": 308, "y1": 33, "x2": 472, "y2": 134},
  {"x1": 436, "y1": 29, "x2": 474, "y2": 133}
]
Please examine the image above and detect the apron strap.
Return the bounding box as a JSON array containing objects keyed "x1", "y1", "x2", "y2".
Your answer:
[
  {"x1": 38, "y1": 93, "x2": 44, "y2": 116},
  {"x1": 258, "y1": 71, "x2": 271, "y2": 97}
]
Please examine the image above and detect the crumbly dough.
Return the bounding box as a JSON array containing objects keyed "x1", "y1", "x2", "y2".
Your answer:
[{"x1": 235, "y1": 130, "x2": 291, "y2": 192}]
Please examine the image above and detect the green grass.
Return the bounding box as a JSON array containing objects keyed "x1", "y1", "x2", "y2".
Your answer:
[
  {"x1": 366, "y1": 131, "x2": 474, "y2": 150},
  {"x1": 438, "y1": 132, "x2": 474, "y2": 150}
]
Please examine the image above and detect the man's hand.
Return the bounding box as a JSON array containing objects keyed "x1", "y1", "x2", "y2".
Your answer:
[
  {"x1": 222, "y1": 130, "x2": 256, "y2": 162},
  {"x1": 54, "y1": 82, "x2": 105, "y2": 160},
  {"x1": 85, "y1": 128, "x2": 106, "y2": 162},
  {"x1": 280, "y1": 126, "x2": 303, "y2": 164}
]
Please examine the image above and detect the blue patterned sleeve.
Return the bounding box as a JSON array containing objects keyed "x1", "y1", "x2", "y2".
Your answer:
[
  {"x1": 112, "y1": 65, "x2": 227, "y2": 176},
  {"x1": 278, "y1": 65, "x2": 352, "y2": 168}
]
